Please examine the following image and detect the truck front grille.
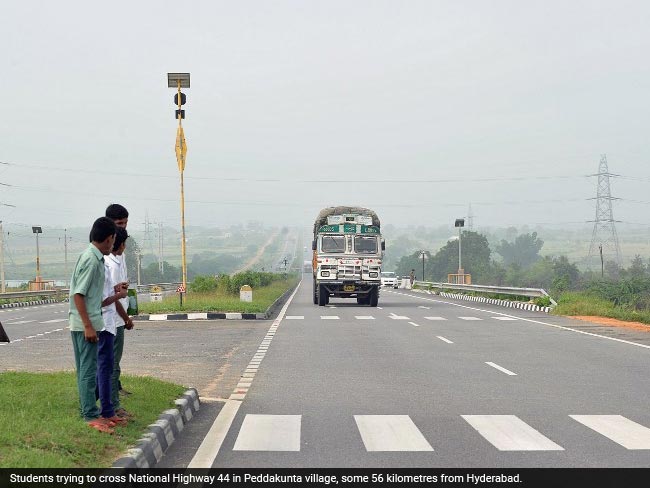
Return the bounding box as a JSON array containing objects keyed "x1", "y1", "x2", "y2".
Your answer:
[{"x1": 338, "y1": 265, "x2": 361, "y2": 279}]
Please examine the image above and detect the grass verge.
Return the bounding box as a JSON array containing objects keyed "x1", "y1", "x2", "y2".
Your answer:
[
  {"x1": 553, "y1": 291, "x2": 650, "y2": 325},
  {"x1": 0, "y1": 371, "x2": 185, "y2": 468},
  {"x1": 139, "y1": 277, "x2": 299, "y2": 314}
]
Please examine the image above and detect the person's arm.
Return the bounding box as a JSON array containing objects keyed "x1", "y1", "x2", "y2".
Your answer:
[
  {"x1": 115, "y1": 300, "x2": 133, "y2": 330},
  {"x1": 74, "y1": 293, "x2": 97, "y2": 343},
  {"x1": 102, "y1": 288, "x2": 127, "y2": 307}
]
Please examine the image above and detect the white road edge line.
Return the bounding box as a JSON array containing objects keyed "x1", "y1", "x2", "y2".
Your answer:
[
  {"x1": 187, "y1": 279, "x2": 302, "y2": 468},
  {"x1": 392, "y1": 291, "x2": 650, "y2": 350},
  {"x1": 486, "y1": 361, "x2": 517, "y2": 376}
]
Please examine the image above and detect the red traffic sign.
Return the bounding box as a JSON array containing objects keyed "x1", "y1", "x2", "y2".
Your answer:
[{"x1": 177, "y1": 285, "x2": 186, "y2": 293}]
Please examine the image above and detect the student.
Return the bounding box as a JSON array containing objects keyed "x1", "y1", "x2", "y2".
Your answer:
[
  {"x1": 105, "y1": 228, "x2": 134, "y2": 418},
  {"x1": 105, "y1": 204, "x2": 133, "y2": 406},
  {"x1": 409, "y1": 269, "x2": 416, "y2": 287},
  {"x1": 96, "y1": 227, "x2": 129, "y2": 426},
  {"x1": 69, "y1": 217, "x2": 116, "y2": 433}
]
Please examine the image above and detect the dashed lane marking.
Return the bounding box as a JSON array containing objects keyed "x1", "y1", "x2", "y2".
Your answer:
[
  {"x1": 408, "y1": 322, "x2": 420, "y2": 327},
  {"x1": 485, "y1": 362, "x2": 517, "y2": 376},
  {"x1": 458, "y1": 317, "x2": 482, "y2": 321},
  {"x1": 437, "y1": 336, "x2": 454, "y2": 344},
  {"x1": 424, "y1": 317, "x2": 447, "y2": 321},
  {"x1": 285, "y1": 316, "x2": 304, "y2": 320}
]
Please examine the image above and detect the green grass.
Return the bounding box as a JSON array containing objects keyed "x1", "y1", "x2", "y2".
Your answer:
[
  {"x1": 0, "y1": 372, "x2": 185, "y2": 468},
  {"x1": 139, "y1": 277, "x2": 299, "y2": 314},
  {"x1": 553, "y1": 291, "x2": 650, "y2": 325}
]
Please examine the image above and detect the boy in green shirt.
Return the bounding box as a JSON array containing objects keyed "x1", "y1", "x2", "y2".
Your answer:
[{"x1": 69, "y1": 217, "x2": 117, "y2": 433}]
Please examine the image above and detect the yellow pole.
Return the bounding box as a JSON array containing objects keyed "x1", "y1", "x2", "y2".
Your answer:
[{"x1": 177, "y1": 80, "x2": 187, "y2": 290}]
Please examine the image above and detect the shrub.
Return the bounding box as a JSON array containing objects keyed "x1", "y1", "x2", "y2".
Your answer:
[{"x1": 189, "y1": 275, "x2": 218, "y2": 293}]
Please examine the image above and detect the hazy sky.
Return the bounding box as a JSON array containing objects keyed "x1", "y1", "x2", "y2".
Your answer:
[{"x1": 1, "y1": 0, "x2": 649, "y2": 235}]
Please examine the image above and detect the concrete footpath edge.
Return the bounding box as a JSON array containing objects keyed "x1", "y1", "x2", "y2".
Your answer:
[
  {"x1": 0, "y1": 298, "x2": 63, "y2": 309},
  {"x1": 112, "y1": 388, "x2": 200, "y2": 468},
  {"x1": 410, "y1": 288, "x2": 552, "y2": 313},
  {"x1": 132, "y1": 281, "x2": 301, "y2": 322}
]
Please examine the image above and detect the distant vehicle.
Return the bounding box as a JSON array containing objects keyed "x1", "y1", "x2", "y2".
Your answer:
[
  {"x1": 312, "y1": 206, "x2": 384, "y2": 307},
  {"x1": 380, "y1": 271, "x2": 399, "y2": 288}
]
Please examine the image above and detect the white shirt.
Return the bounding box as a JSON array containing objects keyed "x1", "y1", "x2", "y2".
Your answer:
[
  {"x1": 101, "y1": 261, "x2": 116, "y2": 335},
  {"x1": 107, "y1": 253, "x2": 128, "y2": 327}
]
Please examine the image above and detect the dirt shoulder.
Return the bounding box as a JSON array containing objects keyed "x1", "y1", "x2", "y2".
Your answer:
[{"x1": 568, "y1": 315, "x2": 650, "y2": 333}]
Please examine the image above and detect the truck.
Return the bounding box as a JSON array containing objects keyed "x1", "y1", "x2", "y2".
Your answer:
[{"x1": 312, "y1": 206, "x2": 384, "y2": 307}]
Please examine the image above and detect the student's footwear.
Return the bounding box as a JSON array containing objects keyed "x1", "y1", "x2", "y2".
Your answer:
[
  {"x1": 87, "y1": 418, "x2": 114, "y2": 434},
  {"x1": 115, "y1": 408, "x2": 134, "y2": 419},
  {"x1": 119, "y1": 388, "x2": 133, "y2": 397},
  {"x1": 103, "y1": 415, "x2": 128, "y2": 427}
]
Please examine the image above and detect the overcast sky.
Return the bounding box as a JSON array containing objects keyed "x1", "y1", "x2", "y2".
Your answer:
[{"x1": 1, "y1": 0, "x2": 649, "y2": 235}]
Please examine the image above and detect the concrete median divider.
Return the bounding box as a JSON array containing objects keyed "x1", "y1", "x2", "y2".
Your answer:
[{"x1": 112, "y1": 388, "x2": 201, "y2": 469}]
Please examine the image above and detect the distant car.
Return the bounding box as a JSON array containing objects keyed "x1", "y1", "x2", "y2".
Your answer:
[{"x1": 380, "y1": 271, "x2": 398, "y2": 288}]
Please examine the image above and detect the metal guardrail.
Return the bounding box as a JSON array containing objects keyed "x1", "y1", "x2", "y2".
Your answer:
[
  {"x1": 0, "y1": 289, "x2": 70, "y2": 300},
  {"x1": 413, "y1": 281, "x2": 557, "y2": 306}
]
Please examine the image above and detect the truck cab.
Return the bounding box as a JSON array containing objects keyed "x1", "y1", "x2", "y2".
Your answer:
[{"x1": 312, "y1": 208, "x2": 384, "y2": 307}]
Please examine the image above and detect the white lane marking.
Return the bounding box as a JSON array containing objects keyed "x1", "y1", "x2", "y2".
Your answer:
[
  {"x1": 462, "y1": 415, "x2": 564, "y2": 451},
  {"x1": 458, "y1": 316, "x2": 482, "y2": 321},
  {"x1": 389, "y1": 314, "x2": 410, "y2": 320},
  {"x1": 8, "y1": 320, "x2": 36, "y2": 325},
  {"x1": 492, "y1": 317, "x2": 518, "y2": 321},
  {"x1": 187, "y1": 313, "x2": 208, "y2": 320},
  {"x1": 321, "y1": 316, "x2": 340, "y2": 320},
  {"x1": 354, "y1": 415, "x2": 434, "y2": 452},
  {"x1": 39, "y1": 319, "x2": 68, "y2": 324},
  {"x1": 233, "y1": 415, "x2": 301, "y2": 451},
  {"x1": 425, "y1": 316, "x2": 447, "y2": 321},
  {"x1": 285, "y1": 316, "x2": 304, "y2": 320},
  {"x1": 418, "y1": 306, "x2": 431, "y2": 309},
  {"x1": 408, "y1": 322, "x2": 420, "y2": 327},
  {"x1": 392, "y1": 291, "x2": 650, "y2": 350},
  {"x1": 377, "y1": 307, "x2": 383, "y2": 310},
  {"x1": 570, "y1": 415, "x2": 650, "y2": 449},
  {"x1": 485, "y1": 361, "x2": 517, "y2": 376},
  {"x1": 187, "y1": 279, "x2": 302, "y2": 468},
  {"x1": 187, "y1": 400, "x2": 242, "y2": 467},
  {"x1": 53, "y1": 328, "x2": 63, "y2": 332},
  {"x1": 437, "y1": 336, "x2": 454, "y2": 344},
  {"x1": 355, "y1": 316, "x2": 375, "y2": 320},
  {"x1": 25, "y1": 335, "x2": 37, "y2": 339}
]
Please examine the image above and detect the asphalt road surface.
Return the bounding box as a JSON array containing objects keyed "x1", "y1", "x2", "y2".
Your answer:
[{"x1": 3, "y1": 283, "x2": 650, "y2": 468}]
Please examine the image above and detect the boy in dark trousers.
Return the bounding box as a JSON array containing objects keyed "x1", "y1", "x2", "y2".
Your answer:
[{"x1": 69, "y1": 217, "x2": 116, "y2": 433}]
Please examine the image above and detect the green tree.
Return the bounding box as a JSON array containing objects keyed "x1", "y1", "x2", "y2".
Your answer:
[
  {"x1": 495, "y1": 232, "x2": 544, "y2": 268},
  {"x1": 426, "y1": 231, "x2": 492, "y2": 282}
]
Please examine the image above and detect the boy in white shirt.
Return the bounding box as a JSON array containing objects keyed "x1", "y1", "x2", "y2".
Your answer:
[
  {"x1": 105, "y1": 227, "x2": 133, "y2": 418},
  {"x1": 97, "y1": 228, "x2": 128, "y2": 425}
]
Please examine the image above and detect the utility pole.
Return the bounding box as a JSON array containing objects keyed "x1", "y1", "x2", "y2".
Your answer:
[
  {"x1": 64, "y1": 228, "x2": 70, "y2": 287},
  {"x1": 587, "y1": 154, "x2": 622, "y2": 267},
  {"x1": 168, "y1": 72, "x2": 190, "y2": 293},
  {"x1": 157, "y1": 222, "x2": 164, "y2": 275},
  {"x1": 0, "y1": 221, "x2": 5, "y2": 293}
]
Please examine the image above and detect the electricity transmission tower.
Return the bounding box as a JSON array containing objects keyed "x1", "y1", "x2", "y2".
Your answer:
[
  {"x1": 587, "y1": 154, "x2": 622, "y2": 268},
  {"x1": 467, "y1": 203, "x2": 474, "y2": 231}
]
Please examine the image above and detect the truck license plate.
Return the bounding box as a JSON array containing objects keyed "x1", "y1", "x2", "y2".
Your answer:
[{"x1": 344, "y1": 285, "x2": 355, "y2": 292}]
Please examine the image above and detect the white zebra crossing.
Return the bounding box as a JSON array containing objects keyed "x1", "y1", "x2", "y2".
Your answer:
[
  {"x1": 229, "y1": 414, "x2": 650, "y2": 453},
  {"x1": 462, "y1": 415, "x2": 564, "y2": 451},
  {"x1": 233, "y1": 415, "x2": 301, "y2": 451},
  {"x1": 570, "y1": 415, "x2": 650, "y2": 449}
]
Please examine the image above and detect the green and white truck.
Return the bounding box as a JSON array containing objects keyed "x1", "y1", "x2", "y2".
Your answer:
[{"x1": 312, "y1": 206, "x2": 385, "y2": 307}]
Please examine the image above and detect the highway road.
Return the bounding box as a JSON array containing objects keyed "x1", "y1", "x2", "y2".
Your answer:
[
  {"x1": 167, "y1": 280, "x2": 650, "y2": 469},
  {"x1": 2, "y1": 282, "x2": 649, "y2": 469}
]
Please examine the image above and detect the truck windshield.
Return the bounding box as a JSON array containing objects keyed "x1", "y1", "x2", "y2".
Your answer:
[
  {"x1": 321, "y1": 235, "x2": 345, "y2": 253},
  {"x1": 354, "y1": 236, "x2": 378, "y2": 254}
]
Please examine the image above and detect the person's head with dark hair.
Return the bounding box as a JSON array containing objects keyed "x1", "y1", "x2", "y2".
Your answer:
[
  {"x1": 90, "y1": 217, "x2": 116, "y2": 255},
  {"x1": 105, "y1": 203, "x2": 129, "y2": 229},
  {"x1": 112, "y1": 227, "x2": 129, "y2": 255}
]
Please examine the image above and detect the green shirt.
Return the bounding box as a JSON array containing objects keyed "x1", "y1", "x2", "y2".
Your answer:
[{"x1": 68, "y1": 244, "x2": 105, "y2": 332}]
